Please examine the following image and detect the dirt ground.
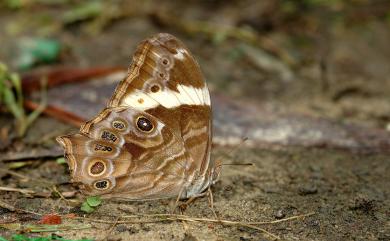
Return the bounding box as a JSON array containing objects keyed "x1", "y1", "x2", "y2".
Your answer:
[
  {"x1": 1, "y1": 137, "x2": 389, "y2": 240},
  {"x1": 0, "y1": 1, "x2": 390, "y2": 240}
]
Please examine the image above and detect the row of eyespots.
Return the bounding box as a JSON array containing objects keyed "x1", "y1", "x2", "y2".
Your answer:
[
  {"x1": 87, "y1": 160, "x2": 111, "y2": 190},
  {"x1": 88, "y1": 116, "x2": 156, "y2": 191},
  {"x1": 91, "y1": 118, "x2": 127, "y2": 156},
  {"x1": 87, "y1": 119, "x2": 124, "y2": 190},
  {"x1": 83, "y1": 119, "x2": 125, "y2": 191},
  {"x1": 155, "y1": 55, "x2": 171, "y2": 83},
  {"x1": 105, "y1": 119, "x2": 126, "y2": 144},
  {"x1": 97, "y1": 116, "x2": 154, "y2": 148}
]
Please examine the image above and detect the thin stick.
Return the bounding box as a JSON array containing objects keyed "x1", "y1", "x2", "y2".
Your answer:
[
  {"x1": 74, "y1": 212, "x2": 315, "y2": 240},
  {"x1": 0, "y1": 168, "x2": 30, "y2": 180},
  {"x1": 0, "y1": 186, "x2": 35, "y2": 195},
  {"x1": 51, "y1": 185, "x2": 77, "y2": 204},
  {"x1": 1, "y1": 200, "x2": 43, "y2": 216},
  {"x1": 121, "y1": 213, "x2": 188, "y2": 219},
  {"x1": 0, "y1": 185, "x2": 63, "y2": 199},
  {"x1": 99, "y1": 217, "x2": 120, "y2": 241},
  {"x1": 0, "y1": 199, "x2": 15, "y2": 211},
  {"x1": 109, "y1": 212, "x2": 315, "y2": 224},
  {"x1": 163, "y1": 213, "x2": 314, "y2": 226},
  {"x1": 251, "y1": 212, "x2": 315, "y2": 225},
  {"x1": 75, "y1": 217, "x2": 164, "y2": 224},
  {"x1": 0, "y1": 167, "x2": 54, "y2": 186},
  {"x1": 239, "y1": 223, "x2": 280, "y2": 240},
  {"x1": 78, "y1": 216, "x2": 280, "y2": 240},
  {"x1": 28, "y1": 224, "x2": 92, "y2": 232},
  {"x1": 163, "y1": 216, "x2": 279, "y2": 240}
]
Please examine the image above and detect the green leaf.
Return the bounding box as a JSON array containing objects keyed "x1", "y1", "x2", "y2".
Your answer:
[
  {"x1": 56, "y1": 157, "x2": 66, "y2": 165},
  {"x1": 3, "y1": 87, "x2": 24, "y2": 119},
  {"x1": 11, "y1": 234, "x2": 29, "y2": 241},
  {"x1": 0, "y1": 61, "x2": 44, "y2": 137},
  {"x1": 80, "y1": 202, "x2": 95, "y2": 214},
  {"x1": 17, "y1": 38, "x2": 61, "y2": 70},
  {"x1": 7, "y1": 161, "x2": 30, "y2": 169},
  {"x1": 86, "y1": 196, "x2": 101, "y2": 207}
]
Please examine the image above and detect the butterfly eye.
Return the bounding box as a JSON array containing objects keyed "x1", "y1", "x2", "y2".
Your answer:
[
  {"x1": 88, "y1": 160, "x2": 106, "y2": 177},
  {"x1": 136, "y1": 116, "x2": 154, "y2": 132},
  {"x1": 94, "y1": 180, "x2": 110, "y2": 190}
]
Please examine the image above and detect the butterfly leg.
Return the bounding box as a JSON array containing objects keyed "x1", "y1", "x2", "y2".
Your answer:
[
  {"x1": 171, "y1": 184, "x2": 186, "y2": 214},
  {"x1": 207, "y1": 186, "x2": 218, "y2": 219},
  {"x1": 178, "y1": 192, "x2": 208, "y2": 213},
  {"x1": 177, "y1": 188, "x2": 219, "y2": 218}
]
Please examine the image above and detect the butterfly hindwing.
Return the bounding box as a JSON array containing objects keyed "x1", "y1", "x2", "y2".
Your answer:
[{"x1": 57, "y1": 107, "x2": 191, "y2": 199}]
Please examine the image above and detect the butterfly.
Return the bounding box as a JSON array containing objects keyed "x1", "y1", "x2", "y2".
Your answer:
[{"x1": 56, "y1": 33, "x2": 220, "y2": 200}]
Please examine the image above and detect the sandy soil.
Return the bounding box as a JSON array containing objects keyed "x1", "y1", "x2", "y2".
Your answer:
[{"x1": 1, "y1": 139, "x2": 389, "y2": 240}]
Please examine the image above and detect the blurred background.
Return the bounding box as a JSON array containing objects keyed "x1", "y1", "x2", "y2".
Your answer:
[
  {"x1": 1, "y1": 0, "x2": 389, "y2": 128},
  {"x1": 0, "y1": 1, "x2": 389, "y2": 240}
]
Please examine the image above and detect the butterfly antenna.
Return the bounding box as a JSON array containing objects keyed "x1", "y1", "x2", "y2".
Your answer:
[{"x1": 214, "y1": 137, "x2": 252, "y2": 168}]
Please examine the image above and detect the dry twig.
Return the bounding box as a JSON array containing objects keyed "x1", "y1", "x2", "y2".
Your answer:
[
  {"x1": 0, "y1": 199, "x2": 16, "y2": 211},
  {"x1": 0, "y1": 186, "x2": 35, "y2": 195},
  {"x1": 74, "y1": 212, "x2": 315, "y2": 240},
  {"x1": 0, "y1": 168, "x2": 30, "y2": 180},
  {"x1": 99, "y1": 217, "x2": 120, "y2": 241}
]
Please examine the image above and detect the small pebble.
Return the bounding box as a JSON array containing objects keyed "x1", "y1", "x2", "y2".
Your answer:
[
  {"x1": 116, "y1": 225, "x2": 127, "y2": 232},
  {"x1": 275, "y1": 209, "x2": 286, "y2": 219},
  {"x1": 307, "y1": 219, "x2": 320, "y2": 227},
  {"x1": 348, "y1": 196, "x2": 375, "y2": 213},
  {"x1": 298, "y1": 184, "x2": 318, "y2": 195}
]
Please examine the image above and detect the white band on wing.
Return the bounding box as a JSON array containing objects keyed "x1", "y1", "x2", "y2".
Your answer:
[{"x1": 122, "y1": 84, "x2": 211, "y2": 110}]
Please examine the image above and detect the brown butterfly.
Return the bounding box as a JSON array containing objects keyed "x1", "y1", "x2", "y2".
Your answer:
[{"x1": 56, "y1": 33, "x2": 220, "y2": 200}]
